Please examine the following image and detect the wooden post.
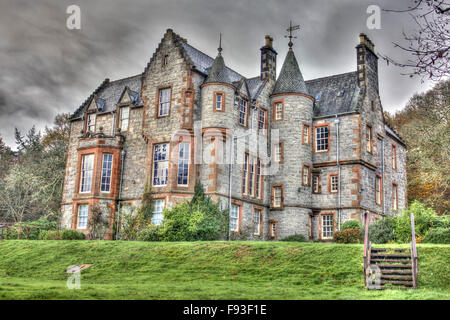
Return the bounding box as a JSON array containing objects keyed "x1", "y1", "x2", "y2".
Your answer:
[
  {"x1": 363, "y1": 211, "x2": 370, "y2": 278},
  {"x1": 410, "y1": 212, "x2": 418, "y2": 289}
]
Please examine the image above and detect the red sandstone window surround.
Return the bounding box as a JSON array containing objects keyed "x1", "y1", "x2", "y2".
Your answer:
[
  {"x1": 213, "y1": 92, "x2": 225, "y2": 112},
  {"x1": 253, "y1": 207, "x2": 263, "y2": 236},
  {"x1": 271, "y1": 185, "x2": 284, "y2": 208},
  {"x1": 328, "y1": 173, "x2": 339, "y2": 194},
  {"x1": 375, "y1": 174, "x2": 383, "y2": 205},
  {"x1": 238, "y1": 98, "x2": 248, "y2": 126},
  {"x1": 152, "y1": 143, "x2": 169, "y2": 186},
  {"x1": 158, "y1": 87, "x2": 171, "y2": 117},
  {"x1": 321, "y1": 213, "x2": 334, "y2": 239},
  {"x1": 119, "y1": 106, "x2": 130, "y2": 132},
  {"x1": 269, "y1": 219, "x2": 278, "y2": 240},
  {"x1": 273, "y1": 100, "x2": 284, "y2": 121},
  {"x1": 392, "y1": 183, "x2": 398, "y2": 211},
  {"x1": 80, "y1": 154, "x2": 94, "y2": 193},
  {"x1": 392, "y1": 144, "x2": 397, "y2": 170}
]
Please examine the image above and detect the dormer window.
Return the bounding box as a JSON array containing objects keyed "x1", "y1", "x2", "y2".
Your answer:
[
  {"x1": 87, "y1": 113, "x2": 96, "y2": 133},
  {"x1": 120, "y1": 106, "x2": 130, "y2": 132}
]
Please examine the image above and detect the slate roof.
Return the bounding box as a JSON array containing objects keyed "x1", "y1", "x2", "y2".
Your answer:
[
  {"x1": 204, "y1": 53, "x2": 231, "y2": 84},
  {"x1": 305, "y1": 71, "x2": 360, "y2": 117},
  {"x1": 272, "y1": 49, "x2": 309, "y2": 96},
  {"x1": 246, "y1": 76, "x2": 266, "y2": 100},
  {"x1": 385, "y1": 123, "x2": 407, "y2": 146},
  {"x1": 178, "y1": 41, "x2": 243, "y2": 83},
  {"x1": 71, "y1": 74, "x2": 142, "y2": 120}
]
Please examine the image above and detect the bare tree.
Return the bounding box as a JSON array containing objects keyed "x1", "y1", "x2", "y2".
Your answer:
[{"x1": 381, "y1": 0, "x2": 450, "y2": 81}]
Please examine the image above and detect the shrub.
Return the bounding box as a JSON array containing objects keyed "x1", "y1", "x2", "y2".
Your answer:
[
  {"x1": 333, "y1": 229, "x2": 361, "y2": 243},
  {"x1": 88, "y1": 204, "x2": 112, "y2": 240},
  {"x1": 394, "y1": 201, "x2": 437, "y2": 243},
  {"x1": 61, "y1": 229, "x2": 85, "y2": 240},
  {"x1": 422, "y1": 228, "x2": 450, "y2": 244},
  {"x1": 368, "y1": 218, "x2": 395, "y2": 244},
  {"x1": 136, "y1": 226, "x2": 162, "y2": 241},
  {"x1": 341, "y1": 220, "x2": 361, "y2": 230},
  {"x1": 160, "y1": 183, "x2": 228, "y2": 241},
  {"x1": 38, "y1": 230, "x2": 61, "y2": 240},
  {"x1": 279, "y1": 234, "x2": 307, "y2": 242},
  {"x1": 432, "y1": 215, "x2": 450, "y2": 229}
]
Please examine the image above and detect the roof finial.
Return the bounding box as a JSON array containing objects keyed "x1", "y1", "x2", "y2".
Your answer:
[
  {"x1": 218, "y1": 33, "x2": 223, "y2": 55},
  {"x1": 284, "y1": 20, "x2": 300, "y2": 50}
]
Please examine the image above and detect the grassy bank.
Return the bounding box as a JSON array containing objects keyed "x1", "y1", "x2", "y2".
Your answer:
[{"x1": 0, "y1": 241, "x2": 448, "y2": 299}]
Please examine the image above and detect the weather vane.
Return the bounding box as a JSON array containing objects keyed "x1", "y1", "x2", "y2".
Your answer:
[{"x1": 285, "y1": 20, "x2": 300, "y2": 49}]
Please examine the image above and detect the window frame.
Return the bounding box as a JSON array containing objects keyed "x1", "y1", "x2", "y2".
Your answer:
[
  {"x1": 238, "y1": 98, "x2": 248, "y2": 127},
  {"x1": 119, "y1": 106, "x2": 130, "y2": 132},
  {"x1": 302, "y1": 123, "x2": 311, "y2": 145},
  {"x1": 271, "y1": 185, "x2": 284, "y2": 209},
  {"x1": 177, "y1": 141, "x2": 190, "y2": 186},
  {"x1": 273, "y1": 142, "x2": 284, "y2": 164},
  {"x1": 242, "y1": 153, "x2": 249, "y2": 195},
  {"x1": 213, "y1": 92, "x2": 225, "y2": 112},
  {"x1": 302, "y1": 164, "x2": 311, "y2": 186},
  {"x1": 321, "y1": 213, "x2": 334, "y2": 239},
  {"x1": 392, "y1": 144, "x2": 397, "y2": 171},
  {"x1": 258, "y1": 108, "x2": 268, "y2": 134},
  {"x1": 312, "y1": 174, "x2": 321, "y2": 194},
  {"x1": 269, "y1": 220, "x2": 278, "y2": 240},
  {"x1": 151, "y1": 198, "x2": 166, "y2": 226},
  {"x1": 79, "y1": 154, "x2": 94, "y2": 193},
  {"x1": 230, "y1": 203, "x2": 241, "y2": 232},
  {"x1": 328, "y1": 173, "x2": 339, "y2": 194},
  {"x1": 86, "y1": 112, "x2": 96, "y2": 133},
  {"x1": 375, "y1": 174, "x2": 383, "y2": 205},
  {"x1": 255, "y1": 158, "x2": 262, "y2": 199},
  {"x1": 366, "y1": 125, "x2": 373, "y2": 154},
  {"x1": 152, "y1": 143, "x2": 170, "y2": 187},
  {"x1": 158, "y1": 87, "x2": 172, "y2": 117},
  {"x1": 314, "y1": 123, "x2": 330, "y2": 153},
  {"x1": 253, "y1": 207, "x2": 263, "y2": 236},
  {"x1": 77, "y1": 204, "x2": 89, "y2": 229},
  {"x1": 392, "y1": 183, "x2": 398, "y2": 211},
  {"x1": 273, "y1": 100, "x2": 284, "y2": 121},
  {"x1": 100, "y1": 153, "x2": 113, "y2": 193}
]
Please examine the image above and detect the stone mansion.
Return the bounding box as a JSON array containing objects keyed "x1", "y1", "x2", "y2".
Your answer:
[{"x1": 61, "y1": 28, "x2": 407, "y2": 240}]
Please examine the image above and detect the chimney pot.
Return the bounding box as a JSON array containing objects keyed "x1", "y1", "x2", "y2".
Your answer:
[{"x1": 265, "y1": 35, "x2": 273, "y2": 48}]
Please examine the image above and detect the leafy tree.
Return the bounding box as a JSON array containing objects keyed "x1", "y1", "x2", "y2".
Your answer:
[
  {"x1": 394, "y1": 200, "x2": 437, "y2": 242},
  {"x1": 387, "y1": 80, "x2": 449, "y2": 214}
]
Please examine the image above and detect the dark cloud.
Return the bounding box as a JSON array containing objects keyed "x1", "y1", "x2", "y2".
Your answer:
[{"x1": 0, "y1": 0, "x2": 432, "y2": 148}]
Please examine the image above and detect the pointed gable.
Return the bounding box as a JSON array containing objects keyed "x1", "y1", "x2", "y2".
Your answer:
[{"x1": 272, "y1": 49, "x2": 308, "y2": 96}]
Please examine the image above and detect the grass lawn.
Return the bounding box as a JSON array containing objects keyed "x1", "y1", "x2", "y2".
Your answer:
[{"x1": 0, "y1": 240, "x2": 448, "y2": 300}]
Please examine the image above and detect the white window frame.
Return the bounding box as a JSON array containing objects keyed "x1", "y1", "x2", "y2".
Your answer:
[
  {"x1": 159, "y1": 88, "x2": 171, "y2": 117},
  {"x1": 120, "y1": 106, "x2": 130, "y2": 132},
  {"x1": 258, "y1": 109, "x2": 266, "y2": 133},
  {"x1": 77, "y1": 204, "x2": 89, "y2": 229},
  {"x1": 392, "y1": 184, "x2": 398, "y2": 211},
  {"x1": 153, "y1": 143, "x2": 169, "y2": 186},
  {"x1": 322, "y1": 214, "x2": 333, "y2": 239},
  {"x1": 215, "y1": 93, "x2": 223, "y2": 111},
  {"x1": 274, "y1": 143, "x2": 282, "y2": 163},
  {"x1": 80, "y1": 154, "x2": 94, "y2": 193},
  {"x1": 366, "y1": 125, "x2": 373, "y2": 153},
  {"x1": 253, "y1": 209, "x2": 262, "y2": 235},
  {"x1": 152, "y1": 199, "x2": 165, "y2": 226},
  {"x1": 330, "y1": 174, "x2": 339, "y2": 193},
  {"x1": 87, "y1": 113, "x2": 96, "y2": 133},
  {"x1": 275, "y1": 102, "x2": 283, "y2": 120},
  {"x1": 376, "y1": 175, "x2": 382, "y2": 205},
  {"x1": 239, "y1": 99, "x2": 248, "y2": 126},
  {"x1": 303, "y1": 124, "x2": 310, "y2": 144},
  {"x1": 100, "y1": 153, "x2": 113, "y2": 192},
  {"x1": 230, "y1": 204, "x2": 240, "y2": 232},
  {"x1": 273, "y1": 187, "x2": 282, "y2": 208},
  {"x1": 313, "y1": 174, "x2": 321, "y2": 193},
  {"x1": 177, "y1": 142, "x2": 190, "y2": 186},
  {"x1": 315, "y1": 125, "x2": 329, "y2": 152},
  {"x1": 242, "y1": 153, "x2": 248, "y2": 194}
]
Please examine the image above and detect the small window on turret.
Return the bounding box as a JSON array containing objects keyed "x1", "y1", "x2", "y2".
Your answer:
[{"x1": 315, "y1": 92, "x2": 322, "y2": 101}]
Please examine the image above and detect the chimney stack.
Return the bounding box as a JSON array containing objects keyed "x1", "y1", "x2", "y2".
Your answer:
[
  {"x1": 356, "y1": 33, "x2": 379, "y2": 93},
  {"x1": 260, "y1": 35, "x2": 277, "y2": 82}
]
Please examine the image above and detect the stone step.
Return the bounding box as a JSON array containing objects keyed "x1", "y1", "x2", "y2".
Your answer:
[
  {"x1": 371, "y1": 258, "x2": 411, "y2": 264},
  {"x1": 380, "y1": 280, "x2": 414, "y2": 286},
  {"x1": 373, "y1": 264, "x2": 412, "y2": 269},
  {"x1": 371, "y1": 248, "x2": 408, "y2": 253},
  {"x1": 380, "y1": 274, "x2": 413, "y2": 281},
  {"x1": 380, "y1": 269, "x2": 412, "y2": 275},
  {"x1": 371, "y1": 254, "x2": 411, "y2": 259}
]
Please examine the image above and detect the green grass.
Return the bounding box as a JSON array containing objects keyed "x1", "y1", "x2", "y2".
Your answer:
[{"x1": 0, "y1": 240, "x2": 449, "y2": 300}]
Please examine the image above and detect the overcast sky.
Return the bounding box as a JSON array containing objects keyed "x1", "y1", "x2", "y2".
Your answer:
[{"x1": 0, "y1": 0, "x2": 433, "y2": 148}]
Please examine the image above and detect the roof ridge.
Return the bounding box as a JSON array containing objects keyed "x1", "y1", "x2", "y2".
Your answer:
[
  {"x1": 305, "y1": 71, "x2": 357, "y2": 83},
  {"x1": 108, "y1": 73, "x2": 142, "y2": 84}
]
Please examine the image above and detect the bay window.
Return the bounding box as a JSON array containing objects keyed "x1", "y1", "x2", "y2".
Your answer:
[{"x1": 153, "y1": 143, "x2": 169, "y2": 186}]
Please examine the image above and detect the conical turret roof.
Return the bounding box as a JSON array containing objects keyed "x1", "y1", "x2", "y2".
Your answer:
[
  {"x1": 204, "y1": 52, "x2": 231, "y2": 85},
  {"x1": 272, "y1": 49, "x2": 309, "y2": 95}
]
